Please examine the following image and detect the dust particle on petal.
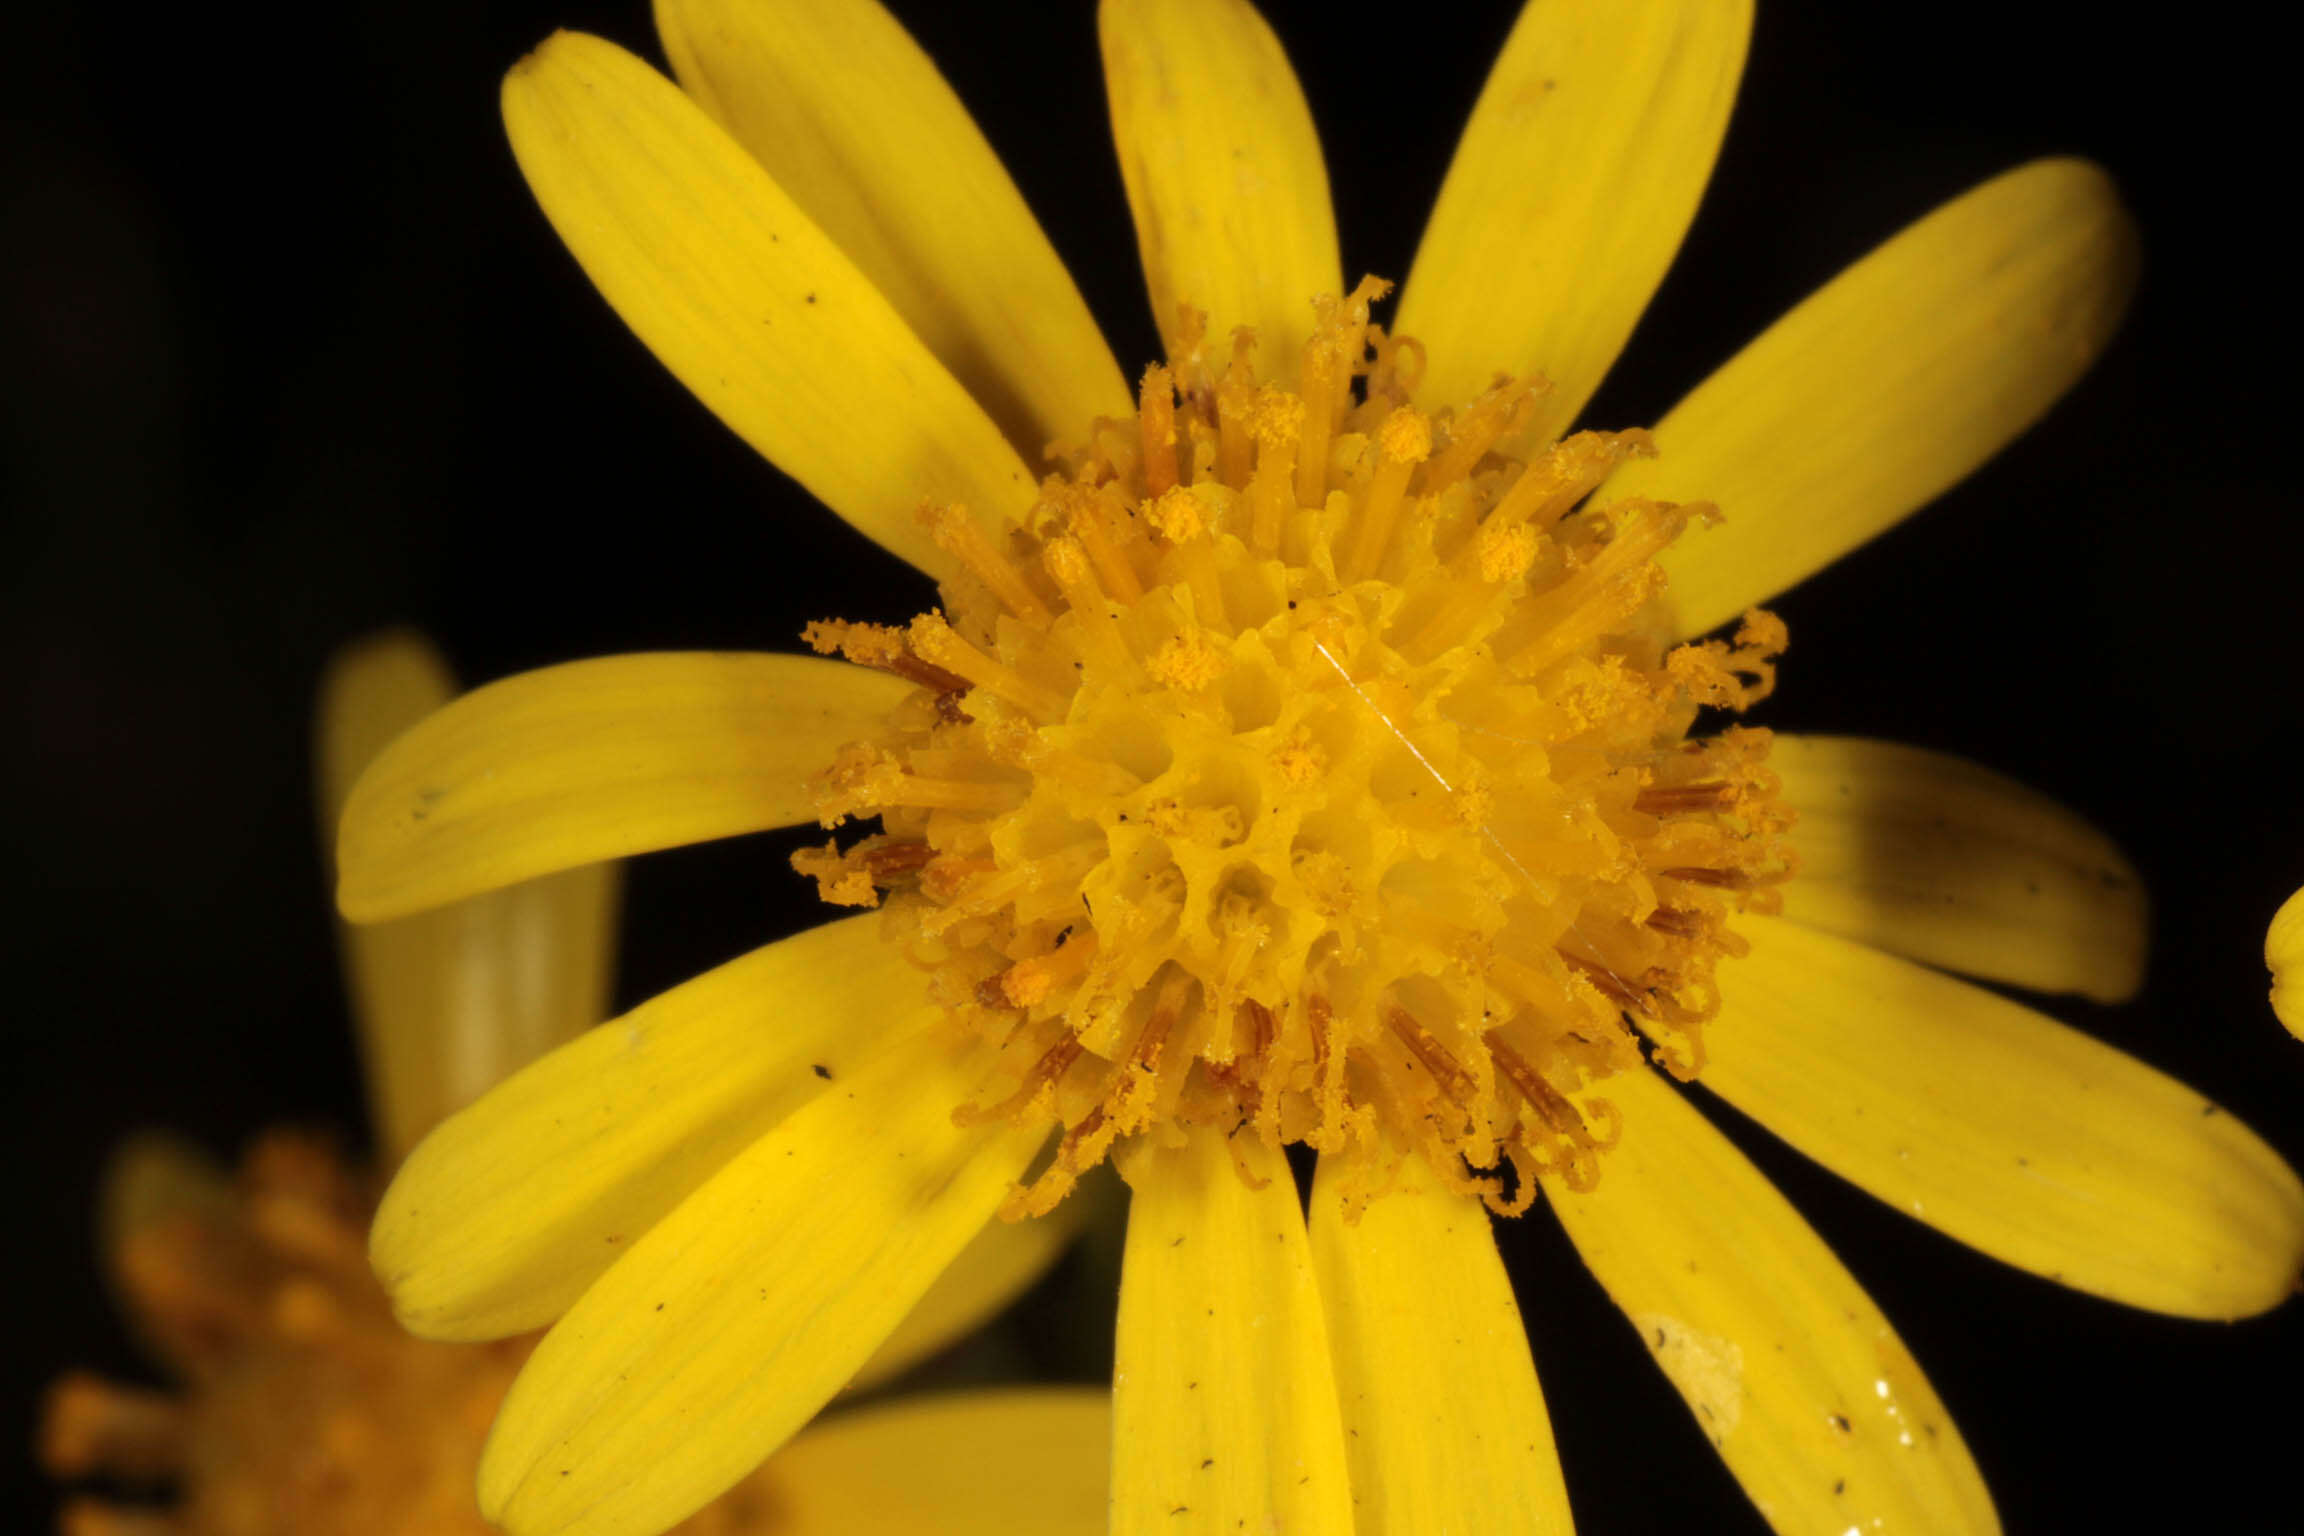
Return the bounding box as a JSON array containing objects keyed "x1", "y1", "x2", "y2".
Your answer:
[{"x1": 1634, "y1": 1312, "x2": 1746, "y2": 1440}]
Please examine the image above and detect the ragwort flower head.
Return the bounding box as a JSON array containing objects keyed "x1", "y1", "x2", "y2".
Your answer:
[{"x1": 338, "y1": 3, "x2": 2304, "y2": 1535}]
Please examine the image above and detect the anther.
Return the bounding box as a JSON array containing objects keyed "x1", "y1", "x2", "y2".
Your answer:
[
  {"x1": 1633, "y1": 781, "x2": 1737, "y2": 815},
  {"x1": 1341, "y1": 405, "x2": 1432, "y2": 582},
  {"x1": 907, "y1": 614, "x2": 1068, "y2": 720},
  {"x1": 1139, "y1": 365, "x2": 1180, "y2": 497}
]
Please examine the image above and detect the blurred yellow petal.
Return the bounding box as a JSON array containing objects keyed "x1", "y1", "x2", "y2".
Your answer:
[
  {"x1": 1399, "y1": 0, "x2": 1750, "y2": 436},
  {"x1": 1772, "y1": 734, "x2": 2145, "y2": 1003},
  {"x1": 316, "y1": 628, "x2": 459, "y2": 830},
  {"x1": 1706, "y1": 917, "x2": 2304, "y2": 1320},
  {"x1": 342, "y1": 869, "x2": 622, "y2": 1167},
  {"x1": 400, "y1": 870, "x2": 626, "y2": 1160},
  {"x1": 1618, "y1": 157, "x2": 2139, "y2": 639},
  {"x1": 478, "y1": 1026, "x2": 1042, "y2": 1536},
  {"x1": 321, "y1": 632, "x2": 473, "y2": 1152},
  {"x1": 337, "y1": 652, "x2": 907, "y2": 923},
  {"x1": 372, "y1": 916, "x2": 932, "y2": 1342},
  {"x1": 321, "y1": 626, "x2": 623, "y2": 1163},
  {"x1": 1547, "y1": 1065, "x2": 1998, "y2": 1536},
  {"x1": 1309, "y1": 1154, "x2": 1573, "y2": 1536},
  {"x1": 655, "y1": 0, "x2": 1130, "y2": 458},
  {"x1": 503, "y1": 31, "x2": 1036, "y2": 577},
  {"x1": 853, "y1": 1184, "x2": 1088, "y2": 1391},
  {"x1": 1099, "y1": 0, "x2": 1341, "y2": 385},
  {"x1": 747, "y1": 1389, "x2": 1108, "y2": 1535},
  {"x1": 1111, "y1": 1128, "x2": 1351, "y2": 1536},
  {"x1": 2270, "y1": 886, "x2": 2304, "y2": 1039}
]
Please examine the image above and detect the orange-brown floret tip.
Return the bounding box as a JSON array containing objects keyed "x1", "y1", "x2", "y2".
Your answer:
[{"x1": 794, "y1": 282, "x2": 1792, "y2": 1220}]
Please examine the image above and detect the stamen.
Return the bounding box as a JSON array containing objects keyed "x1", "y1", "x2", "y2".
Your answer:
[
  {"x1": 921, "y1": 502, "x2": 1051, "y2": 626},
  {"x1": 802, "y1": 619, "x2": 972, "y2": 694},
  {"x1": 998, "y1": 929, "x2": 1098, "y2": 1009},
  {"x1": 1561, "y1": 949, "x2": 1662, "y2": 1021},
  {"x1": 1476, "y1": 429, "x2": 1655, "y2": 539},
  {"x1": 1383, "y1": 1005, "x2": 1479, "y2": 1114},
  {"x1": 1059, "y1": 484, "x2": 1145, "y2": 603},
  {"x1": 1139, "y1": 364, "x2": 1180, "y2": 497},
  {"x1": 1643, "y1": 906, "x2": 1707, "y2": 937},
  {"x1": 1423, "y1": 375, "x2": 1543, "y2": 495},
  {"x1": 1341, "y1": 406, "x2": 1432, "y2": 582},
  {"x1": 962, "y1": 1033, "x2": 1082, "y2": 1126},
  {"x1": 863, "y1": 838, "x2": 935, "y2": 878},
  {"x1": 907, "y1": 614, "x2": 1067, "y2": 719},
  {"x1": 1294, "y1": 315, "x2": 1341, "y2": 509},
  {"x1": 1633, "y1": 780, "x2": 1737, "y2": 815},
  {"x1": 1214, "y1": 332, "x2": 1258, "y2": 488},
  {"x1": 1246, "y1": 387, "x2": 1304, "y2": 555}
]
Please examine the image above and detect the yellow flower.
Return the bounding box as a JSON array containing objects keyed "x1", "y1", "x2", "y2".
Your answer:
[
  {"x1": 41, "y1": 631, "x2": 1104, "y2": 1536},
  {"x1": 2271, "y1": 886, "x2": 2304, "y2": 1039},
  {"x1": 337, "y1": 4, "x2": 2303, "y2": 1536}
]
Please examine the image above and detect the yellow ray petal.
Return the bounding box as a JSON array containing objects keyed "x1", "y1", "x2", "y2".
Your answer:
[
  {"x1": 503, "y1": 31, "x2": 1036, "y2": 576},
  {"x1": 1398, "y1": 0, "x2": 1750, "y2": 436},
  {"x1": 852, "y1": 1180, "x2": 1090, "y2": 1391},
  {"x1": 1111, "y1": 1128, "x2": 1351, "y2": 1536},
  {"x1": 744, "y1": 1389, "x2": 1109, "y2": 1535},
  {"x1": 478, "y1": 1025, "x2": 1043, "y2": 1536},
  {"x1": 341, "y1": 869, "x2": 623, "y2": 1166},
  {"x1": 1099, "y1": 0, "x2": 1341, "y2": 385},
  {"x1": 321, "y1": 632, "x2": 623, "y2": 1162},
  {"x1": 1547, "y1": 1064, "x2": 1998, "y2": 1536},
  {"x1": 2270, "y1": 886, "x2": 2304, "y2": 1040},
  {"x1": 1771, "y1": 734, "x2": 2145, "y2": 1003},
  {"x1": 337, "y1": 651, "x2": 908, "y2": 923},
  {"x1": 372, "y1": 916, "x2": 932, "y2": 1342},
  {"x1": 1308, "y1": 1155, "x2": 1574, "y2": 1536},
  {"x1": 1615, "y1": 157, "x2": 2139, "y2": 639},
  {"x1": 655, "y1": 0, "x2": 1130, "y2": 460},
  {"x1": 1705, "y1": 917, "x2": 2304, "y2": 1321}
]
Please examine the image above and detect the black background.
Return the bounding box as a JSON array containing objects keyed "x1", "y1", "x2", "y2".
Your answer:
[{"x1": 4, "y1": 1, "x2": 2296, "y2": 1530}]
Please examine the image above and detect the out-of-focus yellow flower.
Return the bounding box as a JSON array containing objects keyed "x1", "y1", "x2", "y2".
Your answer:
[
  {"x1": 336, "y1": 5, "x2": 2304, "y2": 1536},
  {"x1": 41, "y1": 632, "x2": 1102, "y2": 1536},
  {"x1": 2270, "y1": 886, "x2": 2304, "y2": 1039}
]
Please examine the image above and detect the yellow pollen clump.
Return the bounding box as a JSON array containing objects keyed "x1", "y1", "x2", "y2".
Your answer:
[
  {"x1": 798, "y1": 277, "x2": 1792, "y2": 1220},
  {"x1": 1146, "y1": 626, "x2": 1232, "y2": 691},
  {"x1": 1145, "y1": 484, "x2": 1206, "y2": 543}
]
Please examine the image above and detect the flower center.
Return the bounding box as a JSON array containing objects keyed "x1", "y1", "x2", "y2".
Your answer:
[{"x1": 797, "y1": 280, "x2": 1791, "y2": 1219}]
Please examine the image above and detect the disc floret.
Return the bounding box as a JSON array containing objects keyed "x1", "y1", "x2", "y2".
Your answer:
[{"x1": 796, "y1": 280, "x2": 1791, "y2": 1218}]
